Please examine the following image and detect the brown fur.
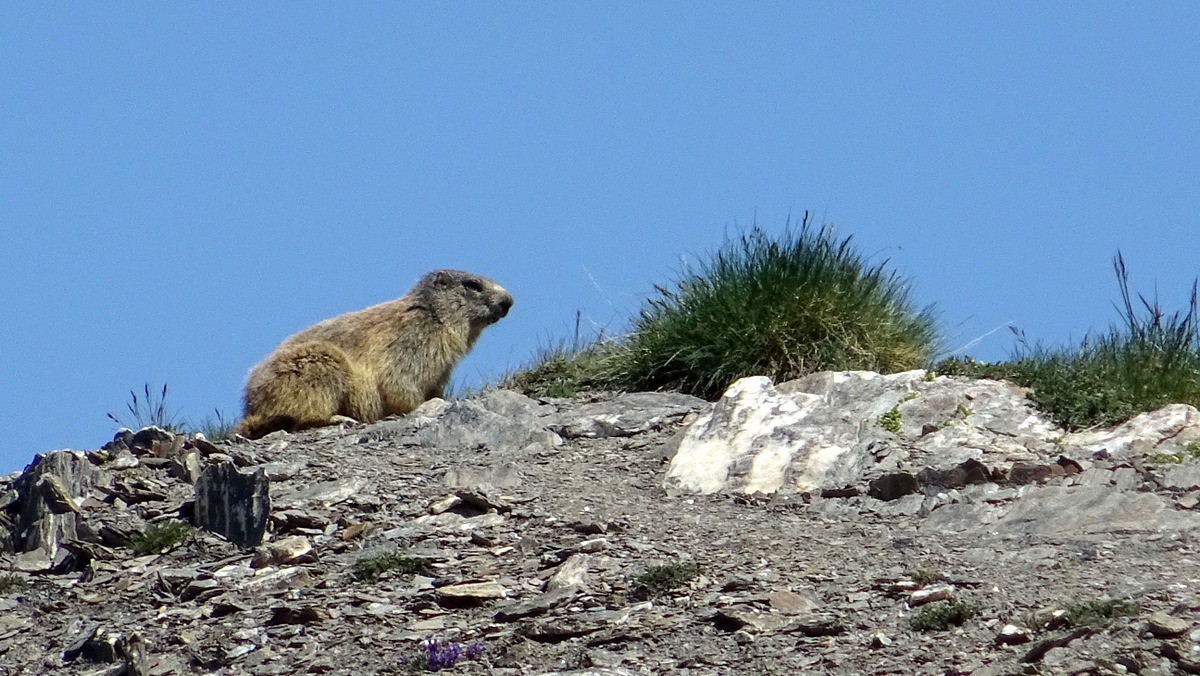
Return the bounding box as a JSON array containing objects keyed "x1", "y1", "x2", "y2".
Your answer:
[{"x1": 235, "y1": 270, "x2": 513, "y2": 439}]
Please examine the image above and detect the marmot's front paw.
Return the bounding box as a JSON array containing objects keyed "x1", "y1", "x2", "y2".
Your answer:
[{"x1": 329, "y1": 415, "x2": 360, "y2": 427}]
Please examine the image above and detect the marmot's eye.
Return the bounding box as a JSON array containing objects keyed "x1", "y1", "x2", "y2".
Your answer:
[{"x1": 463, "y1": 279, "x2": 485, "y2": 292}]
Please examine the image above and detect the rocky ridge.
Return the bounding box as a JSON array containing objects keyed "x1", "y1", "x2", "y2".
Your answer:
[{"x1": 1, "y1": 371, "x2": 1200, "y2": 674}]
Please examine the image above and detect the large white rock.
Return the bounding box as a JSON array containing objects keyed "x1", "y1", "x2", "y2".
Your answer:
[
  {"x1": 667, "y1": 377, "x2": 807, "y2": 494},
  {"x1": 665, "y1": 375, "x2": 874, "y2": 495},
  {"x1": 1064, "y1": 404, "x2": 1200, "y2": 460},
  {"x1": 663, "y1": 368, "x2": 1123, "y2": 496}
]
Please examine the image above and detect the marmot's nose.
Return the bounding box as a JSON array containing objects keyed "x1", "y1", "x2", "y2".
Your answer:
[{"x1": 497, "y1": 294, "x2": 514, "y2": 316}]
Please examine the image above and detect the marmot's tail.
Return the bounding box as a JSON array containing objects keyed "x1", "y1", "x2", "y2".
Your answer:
[{"x1": 234, "y1": 414, "x2": 299, "y2": 440}]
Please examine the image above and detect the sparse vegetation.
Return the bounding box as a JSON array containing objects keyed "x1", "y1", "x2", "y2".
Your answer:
[
  {"x1": 1147, "y1": 451, "x2": 1186, "y2": 465},
  {"x1": 879, "y1": 407, "x2": 903, "y2": 434},
  {"x1": 940, "y1": 402, "x2": 974, "y2": 428},
  {"x1": 108, "y1": 383, "x2": 186, "y2": 433},
  {"x1": 1061, "y1": 598, "x2": 1139, "y2": 628},
  {"x1": 130, "y1": 520, "x2": 192, "y2": 555},
  {"x1": 107, "y1": 383, "x2": 236, "y2": 440},
  {"x1": 352, "y1": 550, "x2": 430, "y2": 581},
  {"x1": 501, "y1": 312, "x2": 613, "y2": 398},
  {"x1": 936, "y1": 253, "x2": 1200, "y2": 430},
  {"x1": 0, "y1": 573, "x2": 27, "y2": 594},
  {"x1": 910, "y1": 568, "x2": 943, "y2": 586},
  {"x1": 632, "y1": 561, "x2": 699, "y2": 599},
  {"x1": 193, "y1": 408, "x2": 235, "y2": 441},
  {"x1": 910, "y1": 599, "x2": 976, "y2": 631}
]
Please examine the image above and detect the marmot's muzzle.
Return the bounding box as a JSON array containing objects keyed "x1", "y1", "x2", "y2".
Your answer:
[{"x1": 492, "y1": 294, "x2": 514, "y2": 321}]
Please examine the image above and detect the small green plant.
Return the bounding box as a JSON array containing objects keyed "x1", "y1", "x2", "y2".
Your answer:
[
  {"x1": 131, "y1": 520, "x2": 192, "y2": 555},
  {"x1": 910, "y1": 568, "x2": 943, "y2": 586},
  {"x1": 1143, "y1": 442, "x2": 1200, "y2": 466},
  {"x1": 352, "y1": 550, "x2": 430, "y2": 581},
  {"x1": 107, "y1": 383, "x2": 186, "y2": 432},
  {"x1": 879, "y1": 407, "x2": 903, "y2": 434},
  {"x1": 632, "y1": 561, "x2": 699, "y2": 599},
  {"x1": 1147, "y1": 452, "x2": 1185, "y2": 465},
  {"x1": 939, "y1": 402, "x2": 974, "y2": 428},
  {"x1": 598, "y1": 215, "x2": 939, "y2": 400},
  {"x1": 910, "y1": 599, "x2": 976, "y2": 631},
  {"x1": 0, "y1": 573, "x2": 27, "y2": 594},
  {"x1": 1061, "y1": 598, "x2": 1138, "y2": 627}
]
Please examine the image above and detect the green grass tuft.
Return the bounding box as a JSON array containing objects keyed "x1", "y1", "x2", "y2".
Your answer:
[
  {"x1": 501, "y1": 311, "x2": 615, "y2": 398},
  {"x1": 352, "y1": 550, "x2": 430, "y2": 581},
  {"x1": 496, "y1": 309, "x2": 614, "y2": 398},
  {"x1": 131, "y1": 520, "x2": 192, "y2": 555},
  {"x1": 107, "y1": 383, "x2": 235, "y2": 440},
  {"x1": 504, "y1": 345, "x2": 605, "y2": 399},
  {"x1": 910, "y1": 599, "x2": 976, "y2": 631},
  {"x1": 598, "y1": 215, "x2": 938, "y2": 400},
  {"x1": 193, "y1": 408, "x2": 236, "y2": 441},
  {"x1": 107, "y1": 383, "x2": 187, "y2": 433},
  {"x1": 910, "y1": 568, "x2": 943, "y2": 586},
  {"x1": 1061, "y1": 598, "x2": 1138, "y2": 628},
  {"x1": 632, "y1": 561, "x2": 699, "y2": 599},
  {"x1": 936, "y1": 253, "x2": 1200, "y2": 431}
]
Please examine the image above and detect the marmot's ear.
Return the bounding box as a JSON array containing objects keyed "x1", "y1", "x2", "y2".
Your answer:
[{"x1": 429, "y1": 270, "x2": 454, "y2": 287}]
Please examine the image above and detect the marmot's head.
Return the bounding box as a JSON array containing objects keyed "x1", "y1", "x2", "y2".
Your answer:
[{"x1": 416, "y1": 269, "x2": 514, "y2": 331}]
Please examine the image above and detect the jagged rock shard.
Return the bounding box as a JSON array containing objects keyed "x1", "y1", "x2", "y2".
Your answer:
[
  {"x1": 193, "y1": 464, "x2": 269, "y2": 549},
  {"x1": 10, "y1": 451, "x2": 98, "y2": 555}
]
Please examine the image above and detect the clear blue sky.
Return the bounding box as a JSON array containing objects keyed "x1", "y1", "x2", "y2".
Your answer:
[{"x1": 3, "y1": 4, "x2": 1199, "y2": 472}]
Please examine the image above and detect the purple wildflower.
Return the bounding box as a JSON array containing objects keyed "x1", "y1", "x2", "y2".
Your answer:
[
  {"x1": 463, "y1": 638, "x2": 487, "y2": 662},
  {"x1": 423, "y1": 638, "x2": 463, "y2": 671},
  {"x1": 464, "y1": 641, "x2": 485, "y2": 660}
]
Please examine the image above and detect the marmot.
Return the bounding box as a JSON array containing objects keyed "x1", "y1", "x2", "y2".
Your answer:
[{"x1": 235, "y1": 269, "x2": 513, "y2": 439}]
